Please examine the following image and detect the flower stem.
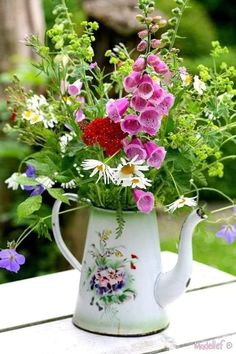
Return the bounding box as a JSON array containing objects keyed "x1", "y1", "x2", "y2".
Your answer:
[{"x1": 169, "y1": 0, "x2": 189, "y2": 51}]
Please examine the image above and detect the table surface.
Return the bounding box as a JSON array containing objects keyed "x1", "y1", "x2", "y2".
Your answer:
[{"x1": 0, "y1": 251, "x2": 235, "y2": 354}]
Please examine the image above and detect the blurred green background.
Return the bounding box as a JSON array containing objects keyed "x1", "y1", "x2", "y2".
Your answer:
[{"x1": 0, "y1": 0, "x2": 235, "y2": 283}]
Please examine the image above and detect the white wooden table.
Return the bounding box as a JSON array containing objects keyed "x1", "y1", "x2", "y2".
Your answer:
[{"x1": 0, "y1": 251, "x2": 235, "y2": 354}]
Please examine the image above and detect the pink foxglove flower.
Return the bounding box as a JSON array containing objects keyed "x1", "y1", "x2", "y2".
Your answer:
[
  {"x1": 153, "y1": 61, "x2": 169, "y2": 75},
  {"x1": 137, "y1": 75, "x2": 154, "y2": 99},
  {"x1": 137, "y1": 40, "x2": 148, "y2": 52},
  {"x1": 106, "y1": 98, "x2": 129, "y2": 123},
  {"x1": 124, "y1": 138, "x2": 147, "y2": 161},
  {"x1": 147, "y1": 54, "x2": 160, "y2": 67},
  {"x1": 158, "y1": 94, "x2": 175, "y2": 116},
  {"x1": 75, "y1": 109, "x2": 85, "y2": 122},
  {"x1": 149, "y1": 84, "x2": 165, "y2": 106},
  {"x1": 68, "y1": 79, "x2": 83, "y2": 96},
  {"x1": 133, "y1": 189, "x2": 154, "y2": 213},
  {"x1": 138, "y1": 29, "x2": 148, "y2": 39},
  {"x1": 121, "y1": 115, "x2": 142, "y2": 135},
  {"x1": 132, "y1": 57, "x2": 146, "y2": 72},
  {"x1": 144, "y1": 141, "x2": 166, "y2": 168},
  {"x1": 139, "y1": 108, "x2": 162, "y2": 136},
  {"x1": 151, "y1": 39, "x2": 161, "y2": 49},
  {"x1": 123, "y1": 72, "x2": 142, "y2": 93},
  {"x1": 130, "y1": 94, "x2": 147, "y2": 112}
]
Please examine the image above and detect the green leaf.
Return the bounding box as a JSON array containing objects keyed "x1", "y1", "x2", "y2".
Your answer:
[
  {"x1": 14, "y1": 176, "x2": 39, "y2": 186},
  {"x1": 48, "y1": 188, "x2": 70, "y2": 204},
  {"x1": 17, "y1": 196, "x2": 42, "y2": 219}
]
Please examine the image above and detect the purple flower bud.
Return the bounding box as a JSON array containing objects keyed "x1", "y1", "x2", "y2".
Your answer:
[
  {"x1": 89, "y1": 62, "x2": 97, "y2": 69},
  {"x1": 132, "y1": 57, "x2": 146, "y2": 72},
  {"x1": 75, "y1": 109, "x2": 85, "y2": 122},
  {"x1": 124, "y1": 138, "x2": 147, "y2": 160},
  {"x1": 0, "y1": 249, "x2": 25, "y2": 273},
  {"x1": 130, "y1": 94, "x2": 147, "y2": 112},
  {"x1": 68, "y1": 79, "x2": 83, "y2": 96},
  {"x1": 147, "y1": 54, "x2": 160, "y2": 66},
  {"x1": 151, "y1": 39, "x2": 161, "y2": 49},
  {"x1": 137, "y1": 40, "x2": 148, "y2": 52},
  {"x1": 123, "y1": 71, "x2": 142, "y2": 93},
  {"x1": 216, "y1": 224, "x2": 236, "y2": 244},
  {"x1": 138, "y1": 30, "x2": 148, "y2": 39},
  {"x1": 144, "y1": 141, "x2": 166, "y2": 168},
  {"x1": 153, "y1": 61, "x2": 169, "y2": 75},
  {"x1": 121, "y1": 114, "x2": 142, "y2": 135},
  {"x1": 139, "y1": 108, "x2": 162, "y2": 136},
  {"x1": 137, "y1": 74, "x2": 154, "y2": 99},
  {"x1": 133, "y1": 189, "x2": 154, "y2": 213},
  {"x1": 106, "y1": 98, "x2": 129, "y2": 122},
  {"x1": 30, "y1": 185, "x2": 45, "y2": 196}
]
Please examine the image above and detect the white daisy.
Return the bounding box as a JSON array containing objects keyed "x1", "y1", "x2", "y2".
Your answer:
[
  {"x1": 81, "y1": 159, "x2": 116, "y2": 184},
  {"x1": 61, "y1": 179, "x2": 76, "y2": 189},
  {"x1": 193, "y1": 75, "x2": 206, "y2": 95},
  {"x1": 22, "y1": 110, "x2": 44, "y2": 125},
  {"x1": 115, "y1": 156, "x2": 149, "y2": 181},
  {"x1": 165, "y1": 195, "x2": 197, "y2": 213},
  {"x1": 121, "y1": 176, "x2": 152, "y2": 189},
  {"x1": 36, "y1": 176, "x2": 55, "y2": 189},
  {"x1": 5, "y1": 173, "x2": 23, "y2": 190}
]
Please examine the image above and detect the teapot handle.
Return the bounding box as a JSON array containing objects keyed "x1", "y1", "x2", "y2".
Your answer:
[{"x1": 52, "y1": 193, "x2": 82, "y2": 271}]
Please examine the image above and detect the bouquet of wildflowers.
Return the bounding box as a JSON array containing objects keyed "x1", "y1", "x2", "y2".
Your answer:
[{"x1": 2, "y1": 0, "x2": 236, "y2": 273}]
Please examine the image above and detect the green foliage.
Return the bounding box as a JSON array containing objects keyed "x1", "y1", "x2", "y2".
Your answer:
[{"x1": 17, "y1": 196, "x2": 42, "y2": 219}]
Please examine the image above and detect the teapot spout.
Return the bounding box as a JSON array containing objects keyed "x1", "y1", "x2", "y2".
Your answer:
[{"x1": 155, "y1": 209, "x2": 207, "y2": 308}]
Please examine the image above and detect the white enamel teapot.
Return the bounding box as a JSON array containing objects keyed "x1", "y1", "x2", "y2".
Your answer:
[{"x1": 52, "y1": 193, "x2": 206, "y2": 336}]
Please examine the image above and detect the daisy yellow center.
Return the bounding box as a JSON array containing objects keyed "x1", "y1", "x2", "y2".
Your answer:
[
  {"x1": 23, "y1": 110, "x2": 33, "y2": 120},
  {"x1": 30, "y1": 113, "x2": 41, "y2": 123},
  {"x1": 97, "y1": 164, "x2": 105, "y2": 172},
  {"x1": 184, "y1": 75, "x2": 192, "y2": 85},
  {"x1": 131, "y1": 178, "x2": 140, "y2": 184},
  {"x1": 121, "y1": 164, "x2": 135, "y2": 175}
]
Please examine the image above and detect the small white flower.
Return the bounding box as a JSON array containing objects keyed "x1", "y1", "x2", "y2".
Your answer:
[
  {"x1": 59, "y1": 132, "x2": 75, "y2": 153},
  {"x1": 165, "y1": 195, "x2": 197, "y2": 213},
  {"x1": 193, "y1": 75, "x2": 206, "y2": 95},
  {"x1": 61, "y1": 179, "x2": 76, "y2": 189},
  {"x1": 81, "y1": 159, "x2": 116, "y2": 184},
  {"x1": 5, "y1": 173, "x2": 23, "y2": 190},
  {"x1": 115, "y1": 156, "x2": 149, "y2": 182},
  {"x1": 36, "y1": 176, "x2": 55, "y2": 189},
  {"x1": 121, "y1": 176, "x2": 152, "y2": 189},
  {"x1": 179, "y1": 67, "x2": 192, "y2": 87}
]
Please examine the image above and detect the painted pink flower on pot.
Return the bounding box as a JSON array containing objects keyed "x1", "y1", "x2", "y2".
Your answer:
[{"x1": 84, "y1": 229, "x2": 138, "y2": 313}]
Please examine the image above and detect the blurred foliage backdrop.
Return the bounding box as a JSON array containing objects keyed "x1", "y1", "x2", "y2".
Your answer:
[{"x1": 0, "y1": 0, "x2": 235, "y2": 283}]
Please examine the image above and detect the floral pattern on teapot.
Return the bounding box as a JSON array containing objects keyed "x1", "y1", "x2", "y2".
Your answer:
[{"x1": 83, "y1": 229, "x2": 138, "y2": 314}]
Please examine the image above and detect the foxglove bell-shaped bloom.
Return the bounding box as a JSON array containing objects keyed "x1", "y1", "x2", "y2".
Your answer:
[
  {"x1": 123, "y1": 72, "x2": 141, "y2": 93},
  {"x1": 132, "y1": 57, "x2": 146, "y2": 72},
  {"x1": 133, "y1": 189, "x2": 154, "y2": 214},
  {"x1": 153, "y1": 61, "x2": 169, "y2": 75},
  {"x1": 144, "y1": 141, "x2": 166, "y2": 168},
  {"x1": 158, "y1": 94, "x2": 175, "y2": 116},
  {"x1": 216, "y1": 224, "x2": 236, "y2": 244},
  {"x1": 139, "y1": 109, "x2": 162, "y2": 136},
  {"x1": 121, "y1": 115, "x2": 142, "y2": 135},
  {"x1": 75, "y1": 109, "x2": 85, "y2": 122},
  {"x1": 106, "y1": 98, "x2": 129, "y2": 123},
  {"x1": 124, "y1": 138, "x2": 147, "y2": 161},
  {"x1": 149, "y1": 84, "x2": 165, "y2": 106},
  {"x1": 130, "y1": 94, "x2": 147, "y2": 112},
  {"x1": 147, "y1": 54, "x2": 160, "y2": 67},
  {"x1": 137, "y1": 75, "x2": 154, "y2": 99},
  {"x1": 68, "y1": 79, "x2": 83, "y2": 96},
  {"x1": 137, "y1": 40, "x2": 148, "y2": 52},
  {"x1": 0, "y1": 249, "x2": 25, "y2": 273}
]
